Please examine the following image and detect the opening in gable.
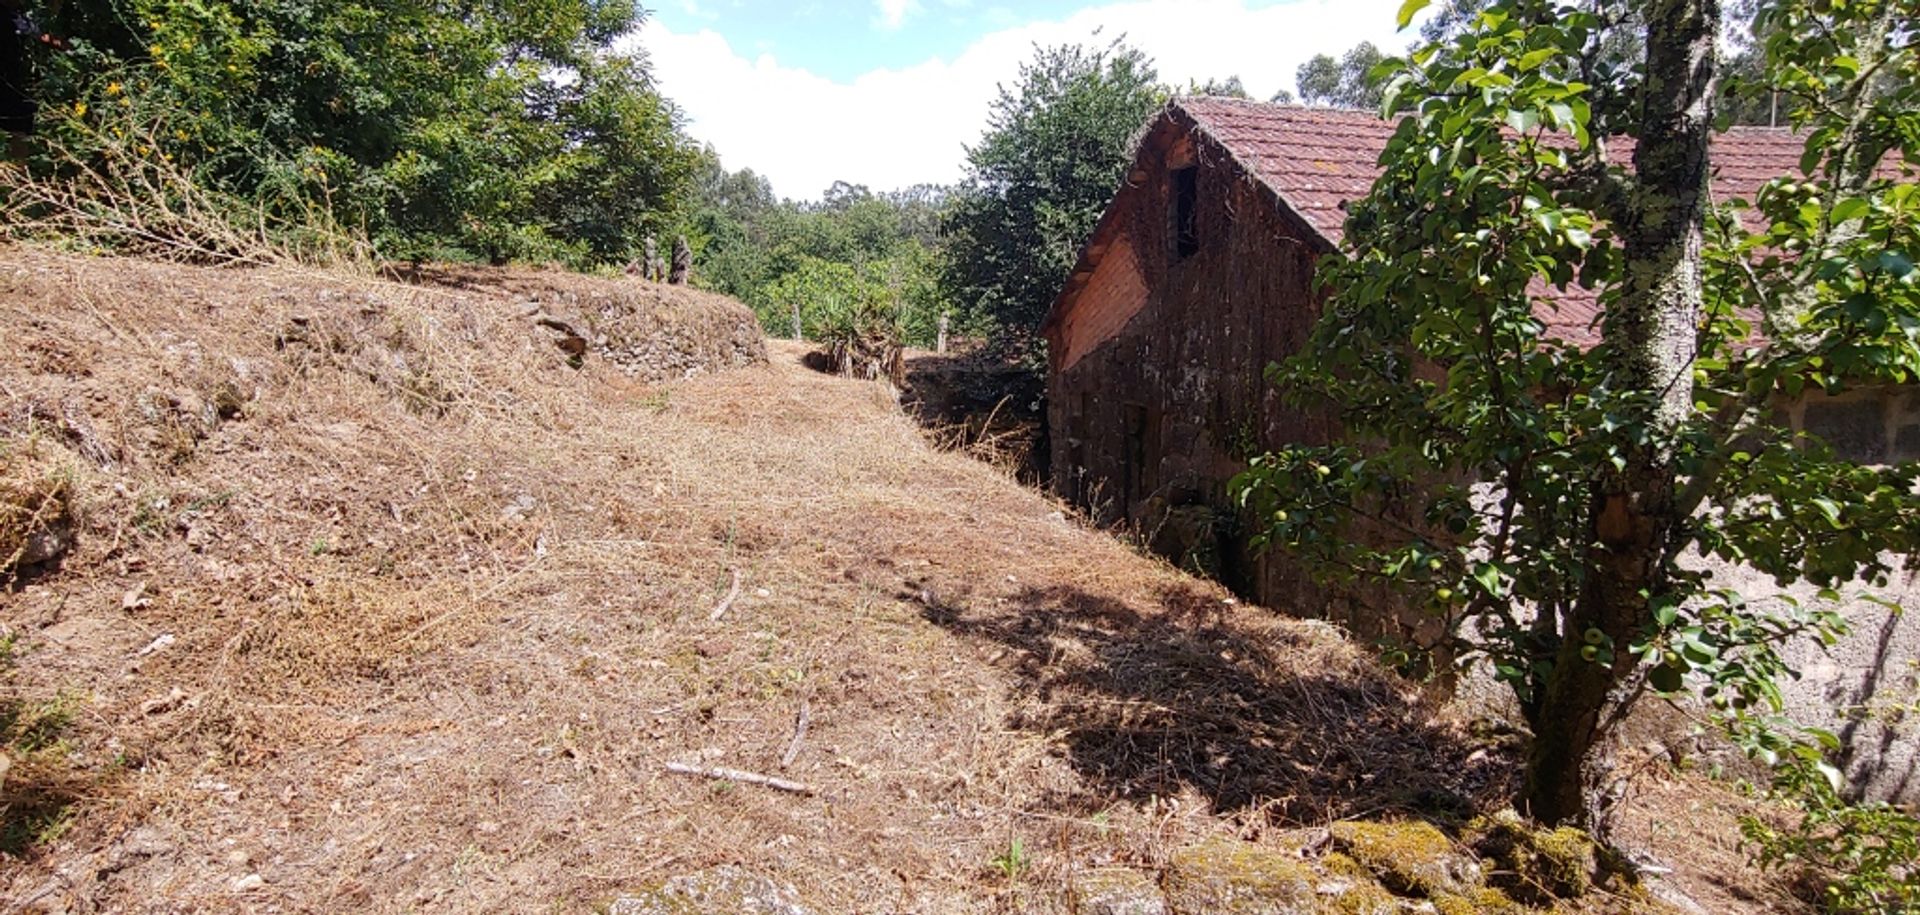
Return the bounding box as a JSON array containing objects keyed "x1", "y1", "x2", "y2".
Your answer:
[{"x1": 1172, "y1": 166, "x2": 1199, "y2": 260}]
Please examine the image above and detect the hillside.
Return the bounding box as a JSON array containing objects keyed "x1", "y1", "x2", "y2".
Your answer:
[{"x1": 0, "y1": 250, "x2": 1794, "y2": 912}]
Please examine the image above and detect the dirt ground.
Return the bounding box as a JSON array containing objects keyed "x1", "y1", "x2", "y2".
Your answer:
[{"x1": 0, "y1": 250, "x2": 1807, "y2": 913}]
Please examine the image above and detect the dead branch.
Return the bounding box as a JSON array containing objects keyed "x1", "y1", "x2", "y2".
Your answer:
[
  {"x1": 780, "y1": 700, "x2": 811, "y2": 770},
  {"x1": 664, "y1": 761, "x2": 812, "y2": 795},
  {"x1": 708, "y1": 568, "x2": 742, "y2": 621}
]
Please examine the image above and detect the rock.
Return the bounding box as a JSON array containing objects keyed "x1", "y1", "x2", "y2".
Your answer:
[
  {"x1": 608, "y1": 866, "x2": 811, "y2": 915},
  {"x1": 1464, "y1": 809, "x2": 1597, "y2": 903},
  {"x1": 1329, "y1": 821, "x2": 1482, "y2": 898},
  {"x1": 1069, "y1": 867, "x2": 1167, "y2": 915},
  {"x1": 230, "y1": 873, "x2": 265, "y2": 893},
  {"x1": 19, "y1": 519, "x2": 71, "y2": 566},
  {"x1": 532, "y1": 313, "x2": 589, "y2": 364},
  {"x1": 1162, "y1": 841, "x2": 1319, "y2": 914}
]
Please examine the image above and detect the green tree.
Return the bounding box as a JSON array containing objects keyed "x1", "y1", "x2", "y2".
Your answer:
[
  {"x1": 1188, "y1": 75, "x2": 1251, "y2": 98},
  {"x1": 1232, "y1": 0, "x2": 1920, "y2": 850},
  {"x1": 1294, "y1": 41, "x2": 1388, "y2": 108},
  {"x1": 941, "y1": 40, "x2": 1163, "y2": 345},
  {"x1": 26, "y1": 0, "x2": 699, "y2": 266}
]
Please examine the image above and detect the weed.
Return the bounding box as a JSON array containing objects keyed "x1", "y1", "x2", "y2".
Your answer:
[
  {"x1": 988, "y1": 837, "x2": 1030, "y2": 883},
  {"x1": 0, "y1": 676, "x2": 91, "y2": 856}
]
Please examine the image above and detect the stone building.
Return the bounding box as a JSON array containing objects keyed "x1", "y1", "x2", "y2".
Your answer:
[{"x1": 1041, "y1": 97, "x2": 1918, "y2": 802}]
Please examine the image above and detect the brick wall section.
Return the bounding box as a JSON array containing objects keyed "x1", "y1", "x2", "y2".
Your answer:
[{"x1": 1055, "y1": 238, "x2": 1148, "y2": 373}]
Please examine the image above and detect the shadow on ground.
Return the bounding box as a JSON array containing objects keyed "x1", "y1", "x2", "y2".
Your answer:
[{"x1": 918, "y1": 580, "x2": 1512, "y2": 822}]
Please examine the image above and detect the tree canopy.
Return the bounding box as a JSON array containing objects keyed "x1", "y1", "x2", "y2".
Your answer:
[
  {"x1": 1294, "y1": 42, "x2": 1389, "y2": 109},
  {"x1": 21, "y1": 0, "x2": 702, "y2": 266},
  {"x1": 940, "y1": 40, "x2": 1165, "y2": 347}
]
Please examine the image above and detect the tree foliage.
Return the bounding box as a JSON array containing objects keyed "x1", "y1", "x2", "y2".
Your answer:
[
  {"x1": 19, "y1": 0, "x2": 701, "y2": 266},
  {"x1": 1295, "y1": 42, "x2": 1389, "y2": 109},
  {"x1": 941, "y1": 40, "x2": 1164, "y2": 345},
  {"x1": 686, "y1": 162, "x2": 952, "y2": 349},
  {"x1": 1231, "y1": 0, "x2": 1920, "y2": 863}
]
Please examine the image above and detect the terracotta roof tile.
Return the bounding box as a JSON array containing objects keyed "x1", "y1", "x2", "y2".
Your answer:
[{"x1": 1174, "y1": 97, "x2": 1816, "y2": 347}]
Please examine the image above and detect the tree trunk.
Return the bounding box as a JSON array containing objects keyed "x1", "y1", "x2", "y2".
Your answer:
[{"x1": 1525, "y1": 0, "x2": 1719, "y2": 832}]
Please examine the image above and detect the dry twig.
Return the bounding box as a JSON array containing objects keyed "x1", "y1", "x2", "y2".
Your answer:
[
  {"x1": 780, "y1": 700, "x2": 811, "y2": 770},
  {"x1": 664, "y1": 761, "x2": 812, "y2": 795},
  {"x1": 707, "y1": 568, "x2": 742, "y2": 621}
]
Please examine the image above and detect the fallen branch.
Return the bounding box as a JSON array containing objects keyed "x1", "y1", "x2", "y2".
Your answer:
[
  {"x1": 780, "y1": 700, "x2": 811, "y2": 770},
  {"x1": 708, "y1": 569, "x2": 742, "y2": 621},
  {"x1": 664, "y1": 761, "x2": 812, "y2": 795}
]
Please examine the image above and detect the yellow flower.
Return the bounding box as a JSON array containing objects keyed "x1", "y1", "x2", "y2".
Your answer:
[
  {"x1": 105, "y1": 82, "x2": 123, "y2": 96},
  {"x1": 73, "y1": 102, "x2": 87, "y2": 116},
  {"x1": 137, "y1": 145, "x2": 151, "y2": 156}
]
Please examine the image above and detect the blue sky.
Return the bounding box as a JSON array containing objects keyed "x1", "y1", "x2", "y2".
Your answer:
[{"x1": 629, "y1": 0, "x2": 1423, "y2": 199}]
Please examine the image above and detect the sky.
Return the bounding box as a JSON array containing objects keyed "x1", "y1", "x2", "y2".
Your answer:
[{"x1": 623, "y1": 0, "x2": 1426, "y2": 200}]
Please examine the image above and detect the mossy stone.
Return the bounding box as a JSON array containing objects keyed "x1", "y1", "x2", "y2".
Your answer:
[
  {"x1": 1467, "y1": 810, "x2": 1598, "y2": 903},
  {"x1": 1431, "y1": 887, "x2": 1524, "y2": 914},
  {"x1": 1163, "y1": 840, "x2": 1320, "y2": 915},
  {"x1": 1329, "y1": 820, "x2": 1482, "y2": 898},
  {"x1": 1326, "y1": 879, "x2": 1400, "y2": 915}
]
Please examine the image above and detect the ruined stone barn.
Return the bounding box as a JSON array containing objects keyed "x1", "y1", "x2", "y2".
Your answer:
[{"x1": 1041, "y1": 97, "x2": 1920, "y2": 802}]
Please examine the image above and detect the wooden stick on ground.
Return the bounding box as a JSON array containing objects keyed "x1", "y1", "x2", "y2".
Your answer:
[
  {"x1": 664, "y1": 761, "x2": 812, "y2": 795},
  {"x1": 708, "y1": 569, "x2": 742, "y2": 621},
  {"x1": 780, "y1": 700, "x2": 811, "y2": 770}
]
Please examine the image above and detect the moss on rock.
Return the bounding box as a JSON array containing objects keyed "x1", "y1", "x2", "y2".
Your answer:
[
  {"x1": 1326, "y1": 880, "x2": 1400, "y2": 915},
  {"x1": 1329, "y1": 820, "x2": 1482, "y2": 898},
  {"x1": 1467, "y1": 810, "x2": 1598, "y2": 904},
  {"x1": 1431, "y1": 886, "x2": 1526, "y2": 914},
  {"x1": 1163, "y1": 840, "x2": 1320, "y2": 915}
]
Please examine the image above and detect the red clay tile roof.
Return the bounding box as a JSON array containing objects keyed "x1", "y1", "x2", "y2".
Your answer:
[
  {"x1": 1177, "y1": 96, "x2": 1809, "y2": 247},
  {"x1": 1168, "y1": 98, "x2": 1828, "y2": 347}
]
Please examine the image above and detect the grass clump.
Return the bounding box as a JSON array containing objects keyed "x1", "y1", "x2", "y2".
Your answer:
[{"x1": 0, "y1": 636, "x2": 95, "y2": 857}]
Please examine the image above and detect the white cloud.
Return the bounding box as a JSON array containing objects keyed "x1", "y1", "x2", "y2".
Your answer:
[
  {"x1": 874, "y1": 0, "x2": 923, "y2": 30},
  {"x1": 630, "y1": 0, "x2": 1421, "y2": 200}
]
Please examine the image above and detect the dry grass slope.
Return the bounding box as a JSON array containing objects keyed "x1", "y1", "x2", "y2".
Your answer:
[{"x1": 0, "y1": 248, "x2": 1803, "y2": 913}]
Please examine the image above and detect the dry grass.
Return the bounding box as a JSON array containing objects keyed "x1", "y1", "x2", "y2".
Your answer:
[
  {"x1": 0, "y1": 112, "x2": 375, "y2": 270},
  {"x1": 0, "y1": 247, "x2": 1794, "y2": 913}
]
